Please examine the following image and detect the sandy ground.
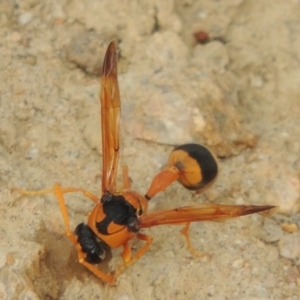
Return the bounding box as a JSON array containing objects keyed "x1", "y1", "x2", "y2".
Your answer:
[{"x1": 1, "y1": 0, "x2": 300, "y2": 299}]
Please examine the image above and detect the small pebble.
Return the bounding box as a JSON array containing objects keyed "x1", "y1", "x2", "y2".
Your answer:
[
  {"x1": 281, "y1": 223, "x2": 298, "y2": 233},
  {"x1": 232, "y1": 258, "x2": 244, "y2": 269},
  {"x1": 25, "y1": 55, "x2": 37, "y2": 66},
  {"x1": 25, "y1": 146, "x2": 39, "y2": 160},
  {"x1": 278, "y1": 232, "x2": 300, "y2": 261},
  {"x1": 250, "y1": 75, "x2": 264, "y2": 88},
  {"x1": 261, "y1": 218, "x2": 283, "y2": 243},
  {"x1": 194, "y1": 30, "x2": 209, "y2": 44},
  {"x1": 66, "y1": 32, "x2": 114, "y2": 75},
  {"x1": 18, "y1": 12, "x2": 33, "y2": 25}
]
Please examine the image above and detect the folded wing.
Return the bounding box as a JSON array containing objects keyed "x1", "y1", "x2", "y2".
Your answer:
[
  {"x1": 100, "y1": 41, "x2": 121, "y2": 194},
  {"x1": 139, "y1": 204, "x2": 276, "y2": 228}
]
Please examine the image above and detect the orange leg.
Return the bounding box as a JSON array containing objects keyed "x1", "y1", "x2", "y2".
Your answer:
[
  {"x1": 114, "y1": 233, "x2": 153, "y2": 278},
  {"x1": 181, "y1": 223, "x2": 211, "y2": 259},
  {"x1": 53, "y1": 184, "x2": 115, "y2": 284},
  {"x1": 13, "y1": 184, "x2": 115, "y2": 283},
  {"x1": 122, "y1": 165, "x2": 131, "y2": 189},
  {"x1": 121, "y1": 240, "x2": 132, "y2": 262},
  {"x1": 13, "y1": 185, "x2": 100, "y2": 203},
  {"x1": 76, "y1": 244, "x2": 115, "y2": 284}
]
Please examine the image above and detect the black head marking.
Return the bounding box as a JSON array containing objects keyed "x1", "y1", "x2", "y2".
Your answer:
[
  {"x1": 75, "y1": 223, "x2": 106, "y2": 264},
  {"x1": 96, "y1": 194, "x2": 139, "y2": 235}
]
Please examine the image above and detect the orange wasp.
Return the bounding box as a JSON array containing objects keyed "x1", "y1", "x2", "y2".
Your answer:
[{"x1": 15, "y1": 42, "x2": 275, "y2": 284}]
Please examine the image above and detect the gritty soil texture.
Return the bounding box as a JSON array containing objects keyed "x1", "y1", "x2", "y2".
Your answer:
[{"x1": 1, "y1": 0, "x2": 300, "y2": 299}]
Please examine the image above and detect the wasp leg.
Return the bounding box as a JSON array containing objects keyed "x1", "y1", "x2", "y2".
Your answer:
[
  {"x1": 13, "y1": 184, "x2": 99, "y2": 203},
  {"x1": 114, "y1": 233, "x2": 153, "y2": 278},
  {"x1": 52, "y1": 183, "x2": 76, "y2": 235},
  {"x1": 53, "y1": 184, "x2": 115, "y2": 284},
  {"x1": 59, "y1": 187, "x2": 99, "y2": 203},
  {"x1": 181, "y1": 223, "x2": 211, "y2": 259},
  {"x1": 13, "y1": 184, "x2": 114, "y2": 283},
  {"x1": 122, "y1": 165, "x2": 131, "y2": 189},
  {"x1": 76, "y1": 245, "x2": 115, "y2": 284},
  {"x1": 120, "y1": 240, "x2": 132, "y2": 262}
]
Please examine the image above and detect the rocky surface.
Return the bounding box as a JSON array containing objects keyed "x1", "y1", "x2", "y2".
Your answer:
[{"x1": 0, "y1": 0, "x2": 299, "y2": 299}]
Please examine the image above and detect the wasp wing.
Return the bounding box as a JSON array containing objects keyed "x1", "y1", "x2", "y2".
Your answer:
[
  {"x1": 139, "y1": 204, "x2": 276, "y2": 228},
  {"x1": 100, "y1": 42, "x2": 120, "y2": 194}
]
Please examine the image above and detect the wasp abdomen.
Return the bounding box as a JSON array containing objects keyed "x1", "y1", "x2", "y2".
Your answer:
[{"x1": 168, "y1": 143, "x2": 218, "y2": 191}]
